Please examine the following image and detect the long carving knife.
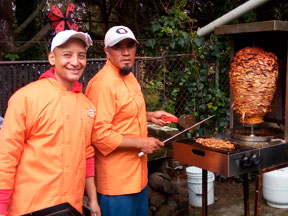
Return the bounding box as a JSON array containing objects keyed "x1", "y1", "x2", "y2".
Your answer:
[{"x1": 138, "y1": 115, "x2": 215, "y2": 157}]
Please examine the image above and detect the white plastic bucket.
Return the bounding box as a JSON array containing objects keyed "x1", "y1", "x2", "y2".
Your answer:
[
  {"x1": 186, "y1": 166, "x2": 215, "y2": 207},
  {"x1": 263, "y1": 167, "x2": 288, "y2": 208}
]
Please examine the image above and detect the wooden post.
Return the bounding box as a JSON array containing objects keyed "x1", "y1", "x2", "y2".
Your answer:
[
  {"x1": 243, "y1": 173, "x2": 250, "y2": 216},
  {"x1": 202, "y1": 169, "x2": 208, "y2": 216},
  {"x1": 254, "y1": 172, "x2": 263, "y2": 216}
]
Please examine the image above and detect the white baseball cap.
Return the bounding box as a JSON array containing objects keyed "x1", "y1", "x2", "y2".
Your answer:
[
  {"x1": 50, "y1": 30, "x2": 93, "y2": 52},
  {"x1": 104, "y1": 26, "x2": 138, "y2": 48}
]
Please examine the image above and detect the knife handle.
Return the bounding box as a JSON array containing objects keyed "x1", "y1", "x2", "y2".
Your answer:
[
  {"x1": 139, "y1": 116, "x2": 177, "y2": 157},
  {"x1": 161, "y1": 115, "x2": 178, "y2": 123}
]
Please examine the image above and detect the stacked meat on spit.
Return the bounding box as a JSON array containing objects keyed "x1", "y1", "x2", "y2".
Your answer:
[{"x1": 229, "y1": 47, "x2": 279, "y2": 124}]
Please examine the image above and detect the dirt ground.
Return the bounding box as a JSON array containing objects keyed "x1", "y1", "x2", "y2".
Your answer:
[{"x1": 188, "y1": 176, "x2": 288, "y2": 216}]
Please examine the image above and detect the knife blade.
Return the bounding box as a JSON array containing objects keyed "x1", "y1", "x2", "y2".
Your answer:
[{"x1": 138, "y1": 115, "x2": 215, "y2": 157}]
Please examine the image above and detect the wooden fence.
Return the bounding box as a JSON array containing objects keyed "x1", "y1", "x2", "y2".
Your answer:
[
  {"x1": 0, "y1": 59, "x2": 109, "y2": 117},
  {"x1": 0, "y1": 57, "x2": 153, "y2": 117},
  {"x1": 0, "y1": 55, "x2": 195, "y2": 117}
]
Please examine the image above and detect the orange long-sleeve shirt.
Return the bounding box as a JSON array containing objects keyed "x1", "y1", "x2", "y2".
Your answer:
[
  {"x1": 85, "y1": 60, "x2": 148, "y2": 195},
  {"x1": 0, "y1": 68, "x2": 96, "y2": 215}
]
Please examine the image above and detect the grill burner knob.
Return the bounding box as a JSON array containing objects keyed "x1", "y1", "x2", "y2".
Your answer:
[
  {"x1": 240, "y1": 156, "x2": 252, "y2": 167},
  {"x1": 240, "y1": 154, "x2": 263, "y2": 167},
  {"x1": 249, "y1": 154, "x2": 263, "y2": 165}
]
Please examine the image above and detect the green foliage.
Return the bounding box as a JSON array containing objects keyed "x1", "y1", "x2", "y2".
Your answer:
[
  {"x1": 143, "y1": 88, "x2": 162, "y2": 111},
  {"x1": 145, "y1": 3, "x2": 196, "y2": 56},
  {"x1": 5, "y1": 53, "x2": 20, "y2": 61},
  {"x1": 144, "y1": 1, "x2": 230, "y2": 136},
  {"x1": 17, "y1": 44, "x2": 48, "y2": 60}
]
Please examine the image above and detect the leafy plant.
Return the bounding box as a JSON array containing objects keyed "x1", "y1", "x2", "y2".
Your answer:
[
  {"x1": 144, "y1": 1, "x2": 231, "y2": 135},
  {"x1": 5, "y1": 53, "x2": 20, "y2": 61}
]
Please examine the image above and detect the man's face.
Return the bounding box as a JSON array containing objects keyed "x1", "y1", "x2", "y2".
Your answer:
[
  {"x1": 104, "y1": 38, "x2": 136, "y2": 75},
  {"x1": 48, "y1": 38, "x2": 87, "y2": 90}
]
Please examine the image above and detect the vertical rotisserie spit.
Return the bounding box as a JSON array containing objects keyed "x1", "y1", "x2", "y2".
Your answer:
[{"x1": 229, "y1": 47, "x2": 279, "y2": 124}]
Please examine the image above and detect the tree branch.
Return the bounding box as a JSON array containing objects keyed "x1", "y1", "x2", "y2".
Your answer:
[
  {"x1": 14, "y1": 0, "x2": 46, "y2": 35},
  {"x1": 12, "y1": 23, "x2": 51, "y2": 53}
]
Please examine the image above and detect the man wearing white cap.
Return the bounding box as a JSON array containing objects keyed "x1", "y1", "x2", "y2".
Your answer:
[
  {"x1": 85, "y1": 26, "x2": 175, "y2": 216},
  {"x1": 0, "y1": 30, "x2": 100, "y2": 216}
]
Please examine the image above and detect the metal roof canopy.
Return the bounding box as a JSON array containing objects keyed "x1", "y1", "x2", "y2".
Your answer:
[{"x1": 214, "y1": 20, "x2": 288, "y2": 36}]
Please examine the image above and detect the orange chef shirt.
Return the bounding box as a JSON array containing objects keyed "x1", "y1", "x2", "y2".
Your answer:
[
  {"x1": 85, "y1": 60, "x2": 148, "y2": 195},
  {"x1": 0, "y1": 74, "x2": 96, "y2": 215}
]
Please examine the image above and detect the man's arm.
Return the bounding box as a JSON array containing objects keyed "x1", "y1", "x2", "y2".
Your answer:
[
  {"x1": 0, "y1": 189, "x2": 12, "y2": 215},
  {"x1": 86, "y1": 81, "x2": 172, "y2": 156},
  {"x1": 85, "y1": 177, "x2": 101, "y2": 216},
  {"x1": 0, "y1": 92, "x2": 27, "y2": 215}
]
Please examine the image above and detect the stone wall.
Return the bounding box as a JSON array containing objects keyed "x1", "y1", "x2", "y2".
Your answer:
[
  {"x1": 148, "y1": 157, "x2": 189, "y2": 216},
  {"x1": 147, "y1": 123, "x2": 189, "y2": 216}
]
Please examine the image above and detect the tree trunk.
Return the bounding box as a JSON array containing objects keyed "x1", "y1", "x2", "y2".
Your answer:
[
  {"x1": 100, "y1": 0, "x2": 109, "y2": 31},
  {"x1": 0, "y1": 0, "x2": 15, "y2": 60}
]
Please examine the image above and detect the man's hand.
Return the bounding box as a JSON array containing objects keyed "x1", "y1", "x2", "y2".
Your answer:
[
  {"x1": 121, "y1": 137, "x2": 164, "y2": 155},
  {"x1": 88, "y1": 199, "x2": 101, "y2": 216},
  {"x1": 147, "y1": 110, "x2": 176, "y2": 126},
  {"x1": 85, "y1": 177, "x2": 101, "y2": 216},
  {"x1": 138, "y1": 137, "x2": 164, "y2": 154}
]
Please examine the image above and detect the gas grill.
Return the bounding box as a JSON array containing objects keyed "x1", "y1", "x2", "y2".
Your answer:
[
  {"x1": 173, "y1": 132, "x2": 288, "y2": 177},
  {"x1": 173, "y1": 20, "x2": 288, "y2": 216}
]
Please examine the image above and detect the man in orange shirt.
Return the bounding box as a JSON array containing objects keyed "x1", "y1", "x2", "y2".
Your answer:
[
  {"x1": 85, "y1": 26, "x2": 175, "y2": 216},
  {"x1": 0, "y1": 30, "x2": 100, "y2": 216}
]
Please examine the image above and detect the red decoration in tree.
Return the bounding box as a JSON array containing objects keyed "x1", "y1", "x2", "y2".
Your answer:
[{"x1": 48, "y1": 3, "x2": 79, "y2": 33}]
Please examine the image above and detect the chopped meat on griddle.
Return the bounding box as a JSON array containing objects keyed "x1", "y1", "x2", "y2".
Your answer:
[{"x1": 195, "y1": 137, "x2": 235, "y2": 150}]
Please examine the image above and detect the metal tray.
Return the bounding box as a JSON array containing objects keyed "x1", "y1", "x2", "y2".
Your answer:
[{"x1": 232, "y1": 126, "x2": 283, "y2": 142}]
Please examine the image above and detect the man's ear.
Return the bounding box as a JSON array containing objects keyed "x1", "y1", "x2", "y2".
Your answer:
[
  {"x1": 104, "y1": 47, "x2": 110, "y2": 60},
  {"x1": 48, "y1": 52, "x2": 55, "y2": 66}
]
